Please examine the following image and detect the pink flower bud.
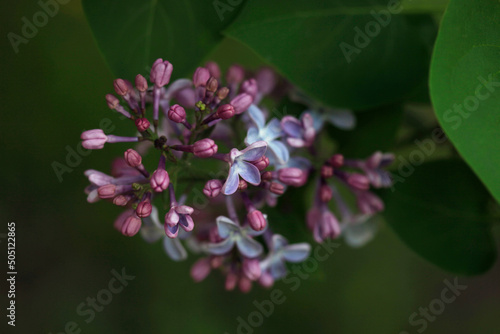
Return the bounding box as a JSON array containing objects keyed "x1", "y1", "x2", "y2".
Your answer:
[
  {"x1": 97, "y1": 184, "x2": 117, "y2": 199},
  {"x1": 226, "y1": 64, "x2": 245, "y2": 84},
  {"x1": 269, "y1": 182, "x2": 284, "y2": 195},
  {"x1": 124, "y1": 149, "x2": 142, "y2": 167},
  {"x1": 203, "y1": 179, "x2": 223, "y2": 198},
  {"x1": 136, "y1": 200, "x2": 152, "y2": 218},
  {"x1": 230, "y1": 93, "x2": 253, "y2": 114},
  {"x1": 113, "y1": 195, "x2": 130, "y2": 206},
  {"x1": 348, "y1": 173, "x2": 370, "y2": 190},
  {"x1": 321, "y1": 165, "x2": 333, "y2": 178},
  {"x1": 193, "y1": 139, "x2": 217, "y2": 158},
  {"x1": 251, "y1": 156, "x2": 270, "y2": 171},
  {"x1": 357, "y1": 191, "x2": 384, "y2": 215},
  {"x1": 81, "y1": 129, "x2": 107, "y2": 149},
  {"x1": 105, "y1": 94, "x2": 119, "y2": 109},
  {"x1": 238, "y1": 179, "x2": 248, "y2": 191},
  {"x1": 205, "y1": 61, "x2": 221, "y2": 79},
  {"x1": 239, "y1": 276, "x2": 252, "y2": 293},
  {"x1": 225, "y1": 272, "x2": 238, "y2": 291},
  {"x1": 247, "y1": 209, "x2": 267, "y2": 231},
  {"x1": 190, "y1": 258, "x2": 211, "y2": 282},
  {"x1": 261, "y1": 171, "x2": 272, "y2": 180},
  {"x1": 135, "y1": 74, "x2": 148, "y2": 92},
  {"x1": 210, "y1": 255, "x2": 224, "y2": 268},
  {"x1": 320, "y1": 184, "x2": 332, "y2": 202},
  {"x1": 150, "y1": 59, "x2": 173, "y2": 87},
  {"x1": 150, "y1": 169, "x2": 170, "y2": 192},
  {"x1": 215, "y1": 104, "x2": 235, "y2": 120},
  {"x1": 135, "y1": 118, "x2": 151, "y2": 132},
  {"x1": 114, "y1": 210, "x2": 133, "y2": 231},
  {"x1": 255, "y1": 67, "x2": 277, "y2": 95},
  {"x1": 113, "y1": 78, "x2": 130, "y2": 96},
  {"x1": 241, "y1": 78, "x2": 258, "y2": 97},
  {"x1": 259, "y1": 271, "x2": 274, "y2": 288},
  {"x1": 206, "y1": 77, "x2": 218, "y2": 93},
  {"x1": 242, "y1": 259, "x2": 261, "y2": 281},
  {"x1": 168, "y1": 104, "x2": 186, "y2": 123},
  {"x1": 121, "y1": 215, "x2": 142, "y2": 237},
  {"x1": 193, "y1": 67, "x2": 210, "y2": 87},
  {"x1": 329, "y1": 154, "x2": 344, "y2": 168},
  {"x1": 278, "y1": 168, "x2": 307, "y2": 187}
]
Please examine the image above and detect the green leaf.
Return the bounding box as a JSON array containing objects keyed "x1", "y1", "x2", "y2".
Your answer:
[
  {"x1": 82, "y1": 0, "x2": 246, "y2": 79},
  {"x1": 225, "y1": 0, "x2": 437, "y2": 110},
  {"x1": 429, "y1": 0, "x2": 500, "y2": 203},
  {"x1": 382, "y1": 159, "x2": 496, "y2": 275}
]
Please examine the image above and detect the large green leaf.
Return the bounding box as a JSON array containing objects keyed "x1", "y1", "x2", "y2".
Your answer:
[
  {"x1": 382, "y1": 159, "x2": 496, "y2": 275},
  {"x1": 82, "y1": 0, "x2": 246, "y2": 79},
  {"x1": 225, "y1": 0, "x2": 438, "y2": 110},
  {"x1": 429, "y1": 0, "x2": 500, "y2": 202}
]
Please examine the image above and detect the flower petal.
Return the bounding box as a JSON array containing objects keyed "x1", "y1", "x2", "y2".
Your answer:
[
  {"x1": 176, "y1": 205, "x2": 194, "y2": 215},
  {"x1": 222, "y1": 166, "x2": 240, "y2": 195},
  {"x1": 268, "y1": 140, "x2": 290, "y2": 164},
  {"x1": 206, "y1": 237, "x2": 235, "y2": 255},
  {"x1": 245, "y1": 127, "x2": 260, "y2": 145},
  {"x1": 236, "y1": 236, "x2": 263, "y2": 258},
  {"x1": 344, "y1": 216, "x2": 379, "y2": 248},
  {"x1": 163, "y1": 237, "x2": 188, "y2": 261},
  {"x1": 165, "y1": 223, "x2": 179, "y2": 239},
  {"x1": 324, "y1": 109, "x2": 356, "y2": 130},
  {"x1": 247, "y1": 104, "x2": 266, "y2": 129},
  {"x1": 264, "y1": 118, "x2": 283, "y2": 141},
  {"x1": 140, "y1": 207, "x2": 163, "y2": 243},
  {"x1": 282, "y1": 243, "x2": 311, "y2": 262},
  {"x1": 271, "y1": 234, "x2": 289, "y2": 251},
  {"x1": 179, "y1": 214, "x2": 194, "y2": 232},
  {"x1": 216, "y1": 216, "x2": 240, "y2": 239},
  {"x1": 240, "y1": 141, "x2": 267, "y2": 162},
  {"x1": 281, "y1": 116, "x2": 302, "y2": 138},
  {"x1": 238, "y1": 161, "x2": 261, "y2": 185},
  {"x1": 269, "y1": 259, "x2": 287, "y2": 279}
]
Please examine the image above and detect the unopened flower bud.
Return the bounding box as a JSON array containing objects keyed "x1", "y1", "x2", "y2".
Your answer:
[
  {"x1": 259, "y1": 271, "x2": 274, "y2": 288},
  {"x1": 135, "y1": 118, "x2": 150, "y2": 132},
  {"x1": 348, "y1": 173, "x2": 370, "y2": 190},
  {"x1": 321, "y1": 165, "x2": 333, "y2": 178},
  {"x1": 193, "y1": 139, "x2": 217, "y2": 158},
  {"x1": 98, "y1": 184, "x2": 116, "y2": 199},
  {"x1": 216, "y1": 87, "x2": 229, "y2": 100},
  {"x1": 81, "y1": 129, "x2": 107, "y2": 149},
  {"x1": 226, "y1": 65, "x2": 245, "y2": 84},
  {"x1": 241, "y1": 78, "x2": 258, "y2": 97},
  {"x1": 135, "y1": 74, "x2": 148, "y2": 92},
  {"x1": 205, "y1": 61, "x2": 221, "y2": 79},
  {"x1": 255, "y1": 67, "x2": 277, "y2": 95},
  {"x1": 113, "y1": 78, "x2": 129, "y2": 96},
  {"x1": 191, "y1": 258, "x2": 211, "y2": 282},
  {"x1": 230, "y1": 93, "x2": 253, "y2": 114},
  {"x1": 251, "y1": 156, "x2": 270, "y2": 171},
  {"x1": 193, "y1": 67, "x2": 210, "y2": 87},
  {"x1": 150, "y1": 169, "x2": 170, "y2": 192},
  {"x1": 357, "y1": 191, "x2": 384, "y2": 215},
  {"x1": 247, "y1": 209, "x2": 267, "y2": 231},
  {"x1": 113, "y1": 195, "x2": 130, "y2": 206},
  {"x1": 278, "y1": 168, "x2": 307, "y2": 187},
  {"x1": 261, "y1": 171, "x2": 272, "y2": 181},
  {"x1": 124, "y1": 149, "x2": 142, "y2": 167},
  {"x1": 320, "y1": 184, "x2": 332, "y2": 202},
  {"x1": 225, "y1": 272, "x2": 238, "y2": 291},
  {"x1": 150, "y1": 59, "x2": 173, "y2": 87},
  {"x1": 269, "y1": 182, "x2": 284, "y2": 195},
  {"x1": 239, "y1": 276, "x2": 252, "y2": 293},
  {"x1": 203, "y1": 179, "x2": 223, "y2": 198},
  {"x1": 136, "y1": 200, "x2": 152, "y2": 218},
  {"x1": 168, "y1": 104, "x2": 186, "y2": 123},
  {"x1": 216, "y1": 104, "x2": 235, "y2": 120},
  {"x1": 242, "y1": 259, "x2": 261, "y2": 281},
  {"x1": 121, "y1": 215, "x2": 142, "y2": 237},
  {"x1": 329, "y1": 154, "x2": 344, "y2": 168},
  {"x1": 206, "y1": 76, "x2": 218, "y2": 93},
  {"x1": 238, "y1": 179, "x2": 248, "y2": 190},
  {"x1": 106, "y1": 94, "x2": 120, "y2": 109}
]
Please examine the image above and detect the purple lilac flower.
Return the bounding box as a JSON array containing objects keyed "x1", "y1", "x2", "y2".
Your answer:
[
  {"x1": 245, "y1": 105, "x2": 289, "y2": 164},
  {"x1": 281, "y1": 113, "x2": 316, "y2": 147},
  {"x1": 260, "y1": 234, "x2": 311, "y2": 280},
  {"x1": 222, "y1": 141, "x2": 267, "y2": 195}
]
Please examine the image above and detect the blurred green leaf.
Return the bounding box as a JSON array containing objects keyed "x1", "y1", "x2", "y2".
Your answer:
[
  {"x1": 225, "y1": 0, "x2": 437, "y2": 109},
  {"x1": 82, "y1": 0, "x2": 246, "y2": 79},
  {"x1": 429, "y1": 0, "x2": 500, "y2": 203},
  {"x1": 382, "y1": 159, "x2": 497, "y2": 275}
]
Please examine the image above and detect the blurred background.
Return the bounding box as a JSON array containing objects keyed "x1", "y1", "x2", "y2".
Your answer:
[{"x1": 2, "y1": 1, "x2": 500, "y2": 333}]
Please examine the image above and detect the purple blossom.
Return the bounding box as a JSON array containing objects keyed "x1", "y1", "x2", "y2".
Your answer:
[
  {"x1": 281, "y1": 113, "x2": 316, "y2": 147},
  {"x1": 222, "y1": 141, "x2": 267, "y2": 195}
]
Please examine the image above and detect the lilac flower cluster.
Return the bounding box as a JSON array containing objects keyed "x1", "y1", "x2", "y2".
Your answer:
[{"x1": 81, "y1": 59, "x2": 394, "y2": 292}]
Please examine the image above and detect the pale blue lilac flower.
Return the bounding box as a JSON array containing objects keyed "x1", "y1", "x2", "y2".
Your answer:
[
  {"x1": 260, "y1": 234, "x2": 311, "y2": 280},
  {"x1": 140, "y1": 206, "x2": 188, "y2": 261},
  {"x1": 245, "y1": 105, "x2": 289, "y2": 164},
  {"x1": 222, "y1": 141, "x2": 267, "y2": 195},
  {"x1": 281, "y1": 113, "x2": 316, "y2": 147},
  {"x1": 308, "y1": 109, "x2": 356, "y2": 131},
  {"x1": 205, "y1": 216, "x2": 266, "y2": 258}
]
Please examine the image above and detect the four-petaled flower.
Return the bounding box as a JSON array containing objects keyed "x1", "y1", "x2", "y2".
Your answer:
[
  {"x1": 222, "y1": 141, "x2": 267, "y2": 195},
  {"x1": 165, "y1": 204, "x2": 195, "y2": 238},
  {"x1": 245, "y1": 105, "x2": 289, "y2": 164},
  {"x1": 259, "y1": 234, "x2": 311, "y2": 279},
  {"x1": 281, "y1": 113, "x2": 316, "y2": 147},
  {"x1": 205, "y1": 216, "x2": 266, "y2": 258}
]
